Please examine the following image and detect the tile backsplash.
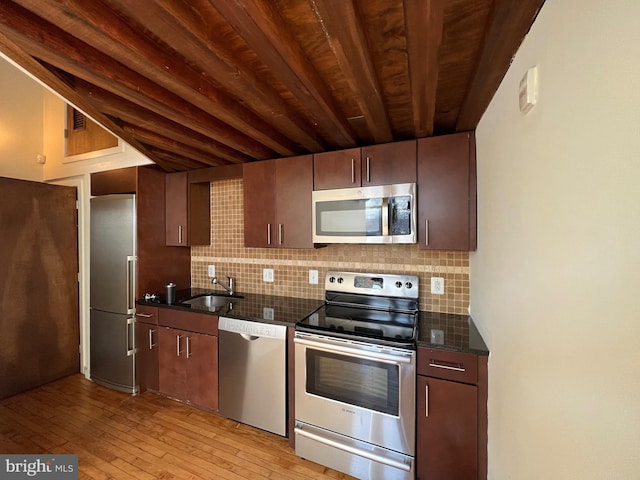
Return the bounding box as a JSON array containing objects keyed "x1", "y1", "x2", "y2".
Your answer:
[{"x1": 191, "y1": 178, "x2": 469, "y2": 314}]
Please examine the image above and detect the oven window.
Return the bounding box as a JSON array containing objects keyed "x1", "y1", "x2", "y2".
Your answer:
[{"x1": 305, "y1": 349, "x2": 399, "y2": 416}]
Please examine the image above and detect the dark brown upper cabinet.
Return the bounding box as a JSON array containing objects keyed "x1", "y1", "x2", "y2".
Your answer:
[
  {"x1": 165, "y1": 172, "x2": 211, "y2": 247},
  {"x1": 361, "y1": 140, "x2": 417, "y2": 186},
  {"x1": 418, "y1": 132, "x2": 477, "y2": 251},
  {"x1": 90, "y1": 166, "x2": 191, "y2": 293},
  {"x1": 243, "y1": 155, "x2": 313, "y2": 249},
  {"x1": 313, "y1": 141, "x2": 417, "y2": 190}
]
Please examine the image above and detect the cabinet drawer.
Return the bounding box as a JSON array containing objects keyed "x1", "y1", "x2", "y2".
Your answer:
[
  {"x1": 135, "y1": 305, "x2": 159, "y2": 325},
  {"x1": 158, "y1": 309, "x2": 218, "y2": 335},
  {"x1": 417, "y1": 348, "x2": 478, "y2": 384}
]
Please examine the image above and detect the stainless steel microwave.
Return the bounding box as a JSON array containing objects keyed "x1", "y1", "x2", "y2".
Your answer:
[{"x1": 312, "y1": 183, "x2": 417, "y2": 244}]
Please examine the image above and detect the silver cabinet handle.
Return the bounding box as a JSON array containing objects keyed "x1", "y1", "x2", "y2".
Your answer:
[
  {"x1": 425, "y1": 384, "x2": 429, "y2": 417},
  {"x1": 186, "y1": 336, "x2": 191, "y2": 358},
  {"x1": 294, "y1": 425, "x2": 411, "y2": 472},
  {"x1": 278, "y1": 224, "x2": 283, "y2": 244},
  {"x1": 178, "y1": 225, "x2": 183, "y2": 244},
  {"x1": 429, "y1": 360, "x2": 466, "y2": 372},
  {"x1": 381, "y1": 197, "x2": 389, "y2": 236},
  {"x1": 126, "y1": 256, "x2": 136, "y2": 313},
  {"x1": 366, "y1": 156, "x2": 371, "y2": 182},
  {"x1": 351, "y1": 158, "x2": 355, "y2": 184},
  {"x1": 425, "y1": 219, "x2": 429, "y2": 246},
  {"x1": 176, "y1": 335, "x2": 183, "y2": 356},
  {"x1": 149, "y1": 328, "x2": 157, "y2": 349},
  {"x1": 126, "y1": 317, "x2": 136, "y2": 356},
  {"x1": 267, "y1": 223, "x2": 272, "y2": 245},
  {"x1": 135, "y1": 313, "x2": 152, "y2": 318}
]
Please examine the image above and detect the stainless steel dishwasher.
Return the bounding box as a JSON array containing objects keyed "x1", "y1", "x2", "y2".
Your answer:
[{"x1": 218, "y1": 316, "x2": 287, "y2": 436}]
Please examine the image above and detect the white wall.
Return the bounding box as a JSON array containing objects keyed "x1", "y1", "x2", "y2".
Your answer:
[
  {"x1": 0, "y1": 57, "x2": 44, "y2": 181},
  {"x1": 472, "y1": 0, "x2": 640, "y2": 478}
]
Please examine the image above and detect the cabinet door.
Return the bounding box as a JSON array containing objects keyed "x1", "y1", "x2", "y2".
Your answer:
[
  {"x1": 418, "y1": 132, "x2": 476, "y2": 251},
  {"x1": 313, "y1": 148, "x2": 361, "y2": 189},
  {"x1": 275, "y1": 155, "x2": 313, "y2": 248},
  {"x1": 416, "y1": 375, "x2": 478, "y2": 480},
  {"x1": 361, "y1": 140, "x2": 416, "y2": 186},
  {"x1": 158, "y1": 327, "x2": 187, "y2": 400},
  {"x1": 243, "y1": 161, "x2": 277, "y2": 247},
  {"x1": 185, "y1": 332, "x2": 218, "y2": 411},
  {"x1": 135, "y1": 321, "x2": 159, "y2": 393},
  {"x1": 165, "y1": 172, "x2": 188, "y2": 246}
]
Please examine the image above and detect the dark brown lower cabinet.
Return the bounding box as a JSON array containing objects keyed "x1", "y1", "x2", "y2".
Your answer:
[
  {"x1": 135, "y1": 311, "x2": 159, "y2": 393},
  {"x1": 416, "y1": 347, "x2": 487, "y2": 479},
  {"x1": 158, "y1": 326, "x2": 218, "y2": 411},
  {"x1": 416, "y1": 376, "x2": 478, "y2": 479}
]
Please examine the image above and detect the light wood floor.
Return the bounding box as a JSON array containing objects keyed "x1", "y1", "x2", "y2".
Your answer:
[{"x1": 0, "y1": 374, "x2": 354, "y2": 480}]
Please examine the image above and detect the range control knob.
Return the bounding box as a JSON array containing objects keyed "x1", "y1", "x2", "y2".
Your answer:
[
  {"x1": 405, "y1": 281, "x2": 413, "y2": 289},
  {"x1": 395, "y1": 281, "x2": 403, "y2": 288},
  {"x1": 329, "y1": 276, "x2": 336, "y2": 283},
  {"x1": 337, "y1": 277, "x2": 344, "y2": 284}
]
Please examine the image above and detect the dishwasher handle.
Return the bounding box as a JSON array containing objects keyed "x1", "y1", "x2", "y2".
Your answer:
[
  {"x1": 240, "y1": 333, "x2": 260, "y2": 341},
  {"x1": 218, "y1": 316, "x2": 287, "y2": 340}
]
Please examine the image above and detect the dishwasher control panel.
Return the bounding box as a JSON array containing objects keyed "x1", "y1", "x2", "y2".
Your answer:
[{"x1": 218, "y1": 316, "x2": 287, "y2": 339}]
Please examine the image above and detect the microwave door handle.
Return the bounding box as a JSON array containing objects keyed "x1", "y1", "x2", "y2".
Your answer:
[{"x1": 382, "y1": 197, "x2": 389, "y2": 236}]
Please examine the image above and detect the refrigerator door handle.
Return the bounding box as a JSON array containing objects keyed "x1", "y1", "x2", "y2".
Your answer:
[
  {"x1": 126, "y1": 316, "x2": 136, "y2": 356},
  {"x1": 126, "y1": 255, "x2": 137, "y2": 313}
]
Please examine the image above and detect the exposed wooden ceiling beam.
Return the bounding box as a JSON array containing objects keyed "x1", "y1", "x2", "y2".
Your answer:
[
  {"x1": 404, "y1": 0, "x2": 444, "y2": 137},
  {"x1": 0, "y1": 25, "x2": 173, "y2": 170},
  {"x1": 310, "y1": 0, "x2": 394, "y2": 144},
  {"x1": 0, "y1": 15, "x2": 275, "y2": 159},
  {"x1": 103, "y1": 0, "x2": 328, "y2": 153},
  {"x1": 122, "y1": 125, "x2": 233, "y2": 168},
  {"x1": 10, "y1": 0, "x2": 302, "y2": 158},
  {"x1": 456, "y1": 0, "x2": 545, "y2": 131},
  {"x1": 74, "y1": 81, "x2": 250, "y2": 165},
  {"x1": 208, "y1": 0, "x2": 358, "y2": 149}
]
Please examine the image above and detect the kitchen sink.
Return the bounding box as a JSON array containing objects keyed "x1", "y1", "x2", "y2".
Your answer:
[{"x1": 181, "y1": 293, "x2": 243, "y2": 308}]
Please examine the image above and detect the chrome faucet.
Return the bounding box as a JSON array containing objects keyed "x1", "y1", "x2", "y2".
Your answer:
[{"x1": 212, "y1": 276, "x2": 234, "y2": 295}]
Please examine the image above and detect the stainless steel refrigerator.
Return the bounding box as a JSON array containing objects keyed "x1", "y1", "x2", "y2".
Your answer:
[{"x1": 90, "y1": 194, "x2": 138, "y2": 393}]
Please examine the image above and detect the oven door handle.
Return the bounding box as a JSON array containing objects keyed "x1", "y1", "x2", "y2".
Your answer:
[
  {"x1": 294, "y1": 425, "x2": 412, "y2": 472},
  {"x1": 294, "y1": 336, "x2": 413, "y2": 364}
]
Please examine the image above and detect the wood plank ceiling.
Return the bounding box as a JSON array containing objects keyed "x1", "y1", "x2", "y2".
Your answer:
[{"x1": 0, "y1": 0, "x2": 545, "y2": 172}]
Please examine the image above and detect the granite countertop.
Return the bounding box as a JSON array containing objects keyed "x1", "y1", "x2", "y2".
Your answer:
[
  {"x1": 417, "y1": 311, "x2": 489, "y2": 356},
  {"x1": 138, "y1": 288, "x2": 489, "y2": 354},
  {"x1": 137, "y1": 288, "x2": 324, "y2": 327}
]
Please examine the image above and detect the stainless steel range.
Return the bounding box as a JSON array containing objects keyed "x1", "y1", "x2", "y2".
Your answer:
[{"x1": 294, "y1": 271, "x2": 418, "y2": 480}]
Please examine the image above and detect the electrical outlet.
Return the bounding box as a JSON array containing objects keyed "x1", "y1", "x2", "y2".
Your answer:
[
  {"x1": 263, "y1": 307, "x2": 274, "y2": 321},
  {"x1": 207, "y1": 265, "x2": 215, "y2": 278},
  {"x1": 430, "y1": 329, "x2": 445, "y2": 345},
  {"x1": 431, "y1": 276, "x2": 445, "y2": 295},
  {"x1": 309, "y1": 269, "x2": 319, "y2": 284},
  {"x1": 263, "y1": 268, "x2": 274, "y2": 282}
]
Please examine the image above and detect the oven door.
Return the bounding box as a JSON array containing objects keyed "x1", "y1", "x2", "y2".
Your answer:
[{"x1": 294, "y1": 332, "x2": 415, "y2": 456}]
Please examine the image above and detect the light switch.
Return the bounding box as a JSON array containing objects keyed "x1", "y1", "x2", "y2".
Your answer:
[{"x1": 207, "y1": 265, "x2": 215, "y2": 277}]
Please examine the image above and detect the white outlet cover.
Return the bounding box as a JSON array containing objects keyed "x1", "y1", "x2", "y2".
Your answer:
[
  {"x1": 207, "y1": 265, "x2": 215, "y2": 277},
  {"x1": 263, "y1": 268, "x2": 274, "y2": 282},
  {"x1": 430, "y1": 329, "x2": 445, "y2": 345},
  {"x1": 263, "y1": 307, "x2": 274, "y2": 321},
  {"x1": 431, "y1": 276, "x2": 445, "y2": 295},
  {"x1": 309, "y1": 269, "x2": 319, "y2": 284}
]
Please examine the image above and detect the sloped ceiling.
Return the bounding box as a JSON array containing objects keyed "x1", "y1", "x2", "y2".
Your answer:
[{"x1": 0, "y1": 0, "x2": 544, "y2": 172}]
